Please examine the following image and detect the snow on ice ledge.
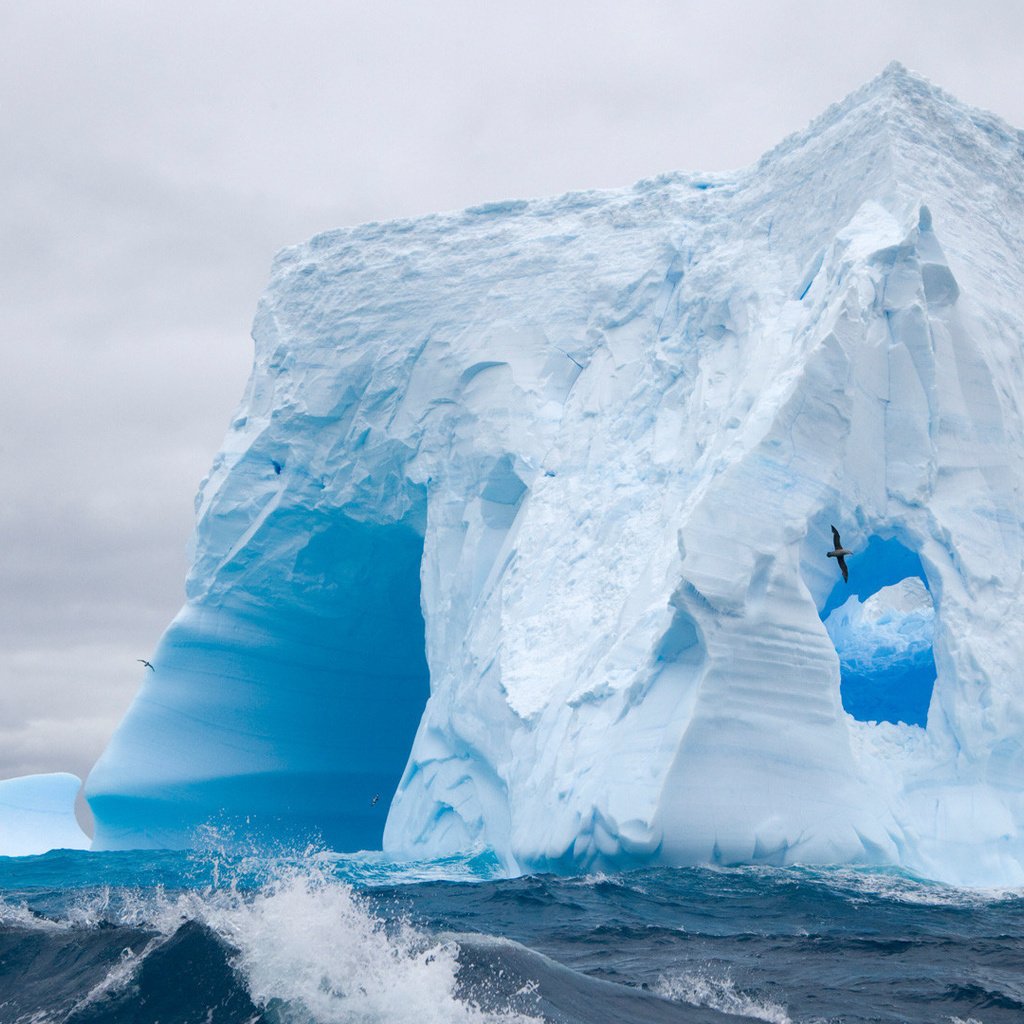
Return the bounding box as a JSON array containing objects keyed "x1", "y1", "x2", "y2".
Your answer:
[
  {"x1": 87, "y1": 65, "x2": 1024, "y2": 886},
  {"x1": 0, "y1": 774, "x2": 90, "y2": 857}
]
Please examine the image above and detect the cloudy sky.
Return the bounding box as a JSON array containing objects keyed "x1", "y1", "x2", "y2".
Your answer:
[{"x1": 3, "y1": 0, "x2": 1023, "y2": 802}]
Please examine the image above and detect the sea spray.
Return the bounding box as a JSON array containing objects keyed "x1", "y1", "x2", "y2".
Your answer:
[
  {"x1": 3, "y1": 849, "x2": 542, "y2": 1024},
  {"x1": 188, "y1": 860, "x2": 541, "y2": 1024},
  {"x1": 655, "y1": 969, "x2": 792, "y2": 1024}
]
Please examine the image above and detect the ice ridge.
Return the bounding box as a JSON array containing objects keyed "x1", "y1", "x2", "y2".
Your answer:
[{"x1": 86, "y1": 68, "x2": 1024, "y2": 886}]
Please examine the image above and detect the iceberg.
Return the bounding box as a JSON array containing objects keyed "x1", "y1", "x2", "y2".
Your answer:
[
  {"x1": 0, "y1": 774, "x2": 90, "y2": 857},
  {"x1": 87, "y1": 65, "x2": 1024, "y2": 885}
]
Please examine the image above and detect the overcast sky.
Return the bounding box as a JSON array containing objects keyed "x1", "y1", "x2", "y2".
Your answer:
[{"x1": 3, "y1": 1, "x2": 1024, "y2": 802}]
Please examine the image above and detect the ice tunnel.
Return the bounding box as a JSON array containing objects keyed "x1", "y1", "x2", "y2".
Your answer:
[
  {"x1": 819, "y1": 537, "x2": 936, "y2": 728},
  {"x1": 87, "y1": 513, "x2": 430, "y2": 850}
]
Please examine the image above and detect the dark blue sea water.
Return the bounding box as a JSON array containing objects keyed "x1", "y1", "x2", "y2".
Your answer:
[{"x1": 0, "y1": 845, "x2": 1021, "y2": 1023}]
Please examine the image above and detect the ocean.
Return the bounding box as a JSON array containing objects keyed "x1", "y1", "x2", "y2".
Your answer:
[{"x1": 0, "y1": 844, "x2": 1020, "y2": 1023}]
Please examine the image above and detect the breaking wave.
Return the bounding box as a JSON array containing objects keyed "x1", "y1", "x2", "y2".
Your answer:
[
  {"x1": 2, "y1": 851, "x2": 1023, "y2": 1023},
  {"x1": 0, "y1": 859, "x2": 542, "y2": 1024}
]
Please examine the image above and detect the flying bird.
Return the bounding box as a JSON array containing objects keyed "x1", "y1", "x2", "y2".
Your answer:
[
  {"x1": 137, "y1": 659, "x2": 155, "y2": 672},
  {"x1": 370, "y1": 794, "x2": 380, "y2": 807},
  {"x1": 827, "y1": 525, "x2": 853, "y2": 583}
]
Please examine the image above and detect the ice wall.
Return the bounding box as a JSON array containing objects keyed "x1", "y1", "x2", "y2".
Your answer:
[{"x1": 87, "y1": 66, "x2": 1024, "y2": 884}]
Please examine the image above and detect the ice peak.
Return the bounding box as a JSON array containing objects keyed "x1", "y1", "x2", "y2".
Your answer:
[
  {"x1": 822, "y1": 62, "x2": 956, "y2": 125},
  {"x1": 870, "y1": 59, "x2": 926, "y2": 94},
  {"x1": 827, "y1": 61, "x2": 1019, "y2": 154},
  {"x1": 843, "y1": 60, "x2": 939, "y2": 113},
  {"x1": 747, "y1": 61, "x2": 1024, "y2": 263},
  {"x1": 879, "y1": 58, "x2": 911, "y2": 78}
]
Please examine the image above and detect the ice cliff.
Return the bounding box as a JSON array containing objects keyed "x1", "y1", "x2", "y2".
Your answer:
[{"x1": 87, "y1": 65, "x2": 1024, "y2": 885}]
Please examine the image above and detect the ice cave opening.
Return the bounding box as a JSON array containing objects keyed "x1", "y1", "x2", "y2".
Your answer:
[
  {"x1": 819, "y1": 537, "x2": 936, "y2": 728},
  {"x1": 270, "y1": 513, "x2": 432, "y2": 848},
  {"x1": 86, "y1": 511, "x2": 432, "y2": 851}
]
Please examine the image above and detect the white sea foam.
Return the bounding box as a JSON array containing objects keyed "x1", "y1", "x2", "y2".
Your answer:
[
  {"x1": 192, "y1": 865, "x2": 540, "y2": 1023},
  {"x1": 72, "y1": 860, "x2": 540, "y2": 1024},
  {"x1": 795, "y1": 865, "x2": 1024, "y2": 908},
  {"x1": 0, "y1": 896, "x2": 69, "y2": 932},
  {"x1": 2, "y1": 851, "x2": 541, "y2": 1024},
  {"x1": 656, "y1": 967, "x2": 792, "y2": 1024}
]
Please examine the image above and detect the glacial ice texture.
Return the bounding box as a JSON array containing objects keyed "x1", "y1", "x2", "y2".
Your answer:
[
  {"x1": 88, "y1": 65, "x2": 1024, "y2": 885},
  {"x1": 0, "y1": 774, "x2": 90, "y2": 857}
]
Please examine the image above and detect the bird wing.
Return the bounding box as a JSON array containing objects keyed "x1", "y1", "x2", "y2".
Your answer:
[
  {"x1": 831, "y1": 525, "x2": 841, "y2": 550},
  {"x1": 837, "y1": 553, "x2": 848, "y2": 583}
]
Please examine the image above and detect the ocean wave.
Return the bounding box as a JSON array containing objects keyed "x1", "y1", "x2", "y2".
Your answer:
[
  {"x1": 654, "y1": 968, "x2": 792, "y2": 1024},
  {"x1": 0, "y1": 896, "x2": 71, "y2": 932},
  {"x1": 0, "y1": 861, "x2": 543, "y2": 1024},
  {"x1": 789, "y1": 865, "x2": 1024, "y2": 908},
  {"x1": 3, "y1": 850, "x2": 1023, "y2": 1023},
  {"x1": 679, "y1": 863, "x2": 1024, "y2": 909},
  {"x1": 185, "y1": 863, "x2": 541, "y2": 1024}
]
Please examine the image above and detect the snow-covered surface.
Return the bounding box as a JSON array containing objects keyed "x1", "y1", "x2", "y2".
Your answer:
[
  {"x1": 87, "y1": 65, "x2": 1024, "y2": 885},
  {"x1": 0, "y1": 774, "x2": 90, "y2": 857}
]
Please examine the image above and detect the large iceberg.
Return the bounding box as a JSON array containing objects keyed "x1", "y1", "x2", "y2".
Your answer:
[
  {"x1": 87, "y1": 65, "x2": 1024, "y2": 885},
  {"x1": 0, "y1": 774, "x2": 90, "y2": 857}
]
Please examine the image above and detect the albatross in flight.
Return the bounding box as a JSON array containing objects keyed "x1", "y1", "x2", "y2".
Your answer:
[
  {"x1": 827, "y1": 525, "x2": 852, "y2": 583},
  {"x1": 137, "y1": 659, "x2": 155, "y2": 672}
]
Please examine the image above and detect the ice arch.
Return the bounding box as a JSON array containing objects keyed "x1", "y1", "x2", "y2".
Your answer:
[
  {"x1": 87, "y1": 513, "x2": 429, "y2": 850},
  {"x1": 819, "y1": 537, "x2": 936, "y2": 727}
]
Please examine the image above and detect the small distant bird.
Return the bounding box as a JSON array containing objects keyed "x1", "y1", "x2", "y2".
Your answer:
[
  {"x1": 137, "y1": 659, "x2": 155, "y2": 672},
  {"x1": 827, "y1": 525, "x2": 853, "y2": 583},
  {"x1": 370, "y1": 794, "x2": 380, "y2": 807},
  {"x1": 271, "y1": 459, "x2": 283, "y2": 475}
]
